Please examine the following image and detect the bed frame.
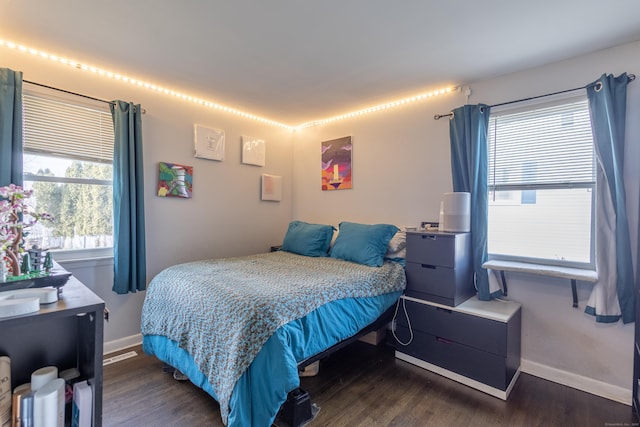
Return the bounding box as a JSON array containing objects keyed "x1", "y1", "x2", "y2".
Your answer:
[
  {"x1": 161, "y1": 303, "x2": 396, "y2": 427},
  {"x1": 279, "y1": 305, "x2": 395, "y2": 426}
]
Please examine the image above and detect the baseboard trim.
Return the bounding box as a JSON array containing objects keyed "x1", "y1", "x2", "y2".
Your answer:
[
  {"x1": 395, "y1": 351, "x2": 519, "y2": 400},
  {"x1": 521, "y1": 358, "x2": 631, "y2": 406},
  {"x1": 104, "y1": 333, "x2": 142, "y2": 356}
]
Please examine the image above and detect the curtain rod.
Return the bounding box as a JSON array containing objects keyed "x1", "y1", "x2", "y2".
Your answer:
[
  {"x1": 23, "y1": 80, "x2": 146, "y2": 114},
  {"x1": 434, "y1": 73, "x2": 636, "y2": 120}
]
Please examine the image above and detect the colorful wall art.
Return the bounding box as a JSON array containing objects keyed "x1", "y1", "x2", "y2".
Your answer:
[
  {"x1": 261, "y1": 174, "x2": 282, "y2": 201},
  {"x1": 321, "y1": 136, "x2": 352, "y2": 191},
  {"x1": 158, "y1": 161, "x2": 193, "y2": 198}
]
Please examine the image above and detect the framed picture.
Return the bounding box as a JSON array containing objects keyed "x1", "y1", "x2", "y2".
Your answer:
[
  {"x1": 194, "y1": 124, "x2": 225, "y2": 161},
  {"x1": 261, "y1": 174, "x2": 282, "y2": 201},
  {"x1": 241, "y1": 136, "x2": 266, "y2": 166},
  {"x1": 158, "y1": 161, "x2": 193, "y2": 198},
  {"x1": 321, "y1": 136, "x2": 352, "y2": 191}
]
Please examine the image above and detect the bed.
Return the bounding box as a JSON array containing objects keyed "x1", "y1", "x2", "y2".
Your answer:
[{"x1": 141, "y1": 221, "x2": 407, "y2": 427}]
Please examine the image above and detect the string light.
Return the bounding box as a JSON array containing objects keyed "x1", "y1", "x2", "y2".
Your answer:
[
  {"x1": 0, "y1": 38, "x2": 293, "y2": 130},
  {"x1": 1, "y1": 38, "x2": 458, "y2": 131},
  {"x1": 295, "y1": 87, "x2": 457, "y2": 129}
]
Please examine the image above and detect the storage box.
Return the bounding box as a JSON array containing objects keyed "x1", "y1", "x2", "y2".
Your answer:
[{"x1": 358, "y1": 327, "x2": 387, "y2": 346}]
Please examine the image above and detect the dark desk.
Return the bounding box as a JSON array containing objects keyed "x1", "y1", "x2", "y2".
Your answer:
[{"x1": 0, "y1": 276, "x2": 105, "y2": 426}]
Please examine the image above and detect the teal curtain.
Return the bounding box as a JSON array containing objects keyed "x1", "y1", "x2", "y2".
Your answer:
[
  {"x1": 449, "y1": 104, "x2": 498, "y2": 300},
  {"x1": 585, "y1": 73, "x2": 634, "y2": 323},
  {"x1": 111, "y1": 100, "x2": 146, "y2": 294},
  {"x1": 0, "y1": 68, "x2": 23, "y2": 187}
]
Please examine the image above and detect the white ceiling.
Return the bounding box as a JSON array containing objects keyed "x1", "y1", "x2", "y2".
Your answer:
[{"x1": 3, "y1": 1, "x2": 640, "y2": 126}]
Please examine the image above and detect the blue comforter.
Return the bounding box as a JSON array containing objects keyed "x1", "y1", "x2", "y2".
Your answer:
[{"x1": 141, "y1": 251, "x2": 406, "y2": 426}]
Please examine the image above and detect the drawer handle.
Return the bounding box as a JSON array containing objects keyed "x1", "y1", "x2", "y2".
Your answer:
[
  {"x1": 421, "y1": 234, "x2": 437, "y2": 240},
  {"x1": 436, "y1": 336, "x2": 453, "y2": 345},
  {"x1": 436, "y1": 307, "x2": 452, "y2": 314},
  {"x1": 420, "y1": 264, "x2": 436, "y2": 269}
]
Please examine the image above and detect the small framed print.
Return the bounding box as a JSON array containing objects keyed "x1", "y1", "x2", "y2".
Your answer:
[
  {"x1": 261, "y1": 174, "x2": 282, "y2": 202},
  {"x1": 158, "y1": 161, "x2": 193, "y2": 198},
  {"x1": 321, "y1": 136, "x2": 352, "y2": 191},
  {"x1": 241, "y1": 136, "x2": 266, "y2": 166},
  {"x1": 194, "y1": 124, "x2": 225, "y2": 161}
]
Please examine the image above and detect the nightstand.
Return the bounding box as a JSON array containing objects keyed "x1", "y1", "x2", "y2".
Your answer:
[
  {"x1": 394, "y1": 295, "x2": 521, "y2": 400},
  {"x1": 405, "y1": 231, "x2": 474, "y2": 306}
]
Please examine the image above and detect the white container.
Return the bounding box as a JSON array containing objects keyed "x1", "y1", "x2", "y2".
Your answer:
[
  {"x1": 442, "y1": 192, "x2": 471, "y2": 232},
  {"x1": 33, "y1": 377, "x2": 64, "y2": 427},
  {"x1": 0, "y1": 254, "x2": 6, "y2": 282},
  {"x1": 0, "y1": 356, "x2": 10, "y2": 427},
  {"x1": 30, "y1": 367, "x2": 58, "y2": 392},
  {"x1": 71, "y1": 381, "x2": 91, "y2": 427}
]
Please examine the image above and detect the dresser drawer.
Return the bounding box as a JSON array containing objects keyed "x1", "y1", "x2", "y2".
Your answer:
[
  {"x1": 405, "y1": 261, "x2": 474, "y2": 306},
  {"x1": 396, "y1": 327, "x2": 515, "y2": 390},
  {"x1": 405, "y1": 232, "x2": 469, "y2": 268},
  {"x1": 396, "y1": 298, "x2": 507, "y2": 356},
  {"x1": 395, "y1": 325, "x2": 512, "y2": 391},
  {"x1": 394, "y1": 296, "x2": 522, "y2": 399}
]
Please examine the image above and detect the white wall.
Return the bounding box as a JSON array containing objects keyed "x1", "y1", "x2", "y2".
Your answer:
[
  {"x1": 3, "y1": 48, "x2": 295, "y2": 352},
  {"x1": 292, "y1": 91, "x2": 465, "y2": 228},
  {"x1": 292, "y1": 40, "x2": 640, "y2": 403}
]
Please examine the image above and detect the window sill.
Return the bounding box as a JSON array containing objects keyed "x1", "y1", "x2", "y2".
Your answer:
[
  {"x1": 482, "y1": 259, "x2": 597, "y2": 308},
  {"x1": 57, "y1": 256, "x2": 113, "y2": 273},
  {"x1": 53, "y1": 249, "x2": 114, "y2": 271}
]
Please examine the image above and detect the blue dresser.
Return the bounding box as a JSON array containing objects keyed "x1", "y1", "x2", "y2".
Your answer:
[
  {"x1": 397, "y1": 230, "x2": 521, "y2": 399},
  {"x1": 394, "y1": 295, "x2": 521, "y2": 399},
  {"x1": 405, "y1": 231, "x2": 474, "y2": 307}
]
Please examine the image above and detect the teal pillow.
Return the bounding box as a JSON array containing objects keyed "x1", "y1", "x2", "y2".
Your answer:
[
  {"x1": 281, "y1": 221, "x2": 335, "y2": 257},
  {"x1": 330, "y1": 222, "x2": 399, "y2": 267}
]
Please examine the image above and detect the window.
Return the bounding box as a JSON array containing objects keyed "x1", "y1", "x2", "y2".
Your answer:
[
  {"x1": 22, "y1": 89, "x2": 114, "y2": 259},
  {"x1": 487, "y1": 94, "x2": 595, "y2": 269}
]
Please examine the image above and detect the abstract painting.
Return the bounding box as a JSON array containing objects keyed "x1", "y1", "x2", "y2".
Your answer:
[
  {"x1": 241, "y1": 136, "x2": 266, "y2": 166},
  {"x1": 261, "y1": 174, "x2": 282, "y2": 201},
  {"x1": 194, "y1": 124, "x2": 225, "y2": 161},
  {"x1": 321, "y1": 136, "x2": 352, "y2": 191},
  {"x1": 158, "y1": 162, "x2": 193, "y2": 198}
]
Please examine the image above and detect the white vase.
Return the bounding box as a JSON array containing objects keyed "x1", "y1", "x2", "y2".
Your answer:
[{"x1": 0, "y1": 252, "x2": 6, "y2": 282}]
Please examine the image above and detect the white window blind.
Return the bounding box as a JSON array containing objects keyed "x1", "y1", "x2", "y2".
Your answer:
[
  {"x1": 487, "y1": 95, "x2": 596, "y2": 268},
  {"x1": 21, "y1": 90, "x2": 114, "y2": 256},
  {"x1": 488, "y1": 98, "x2": 595, "y2": 191},
  {"x1": 23, "y1": 93, "x2": 114, "y2": 163}
]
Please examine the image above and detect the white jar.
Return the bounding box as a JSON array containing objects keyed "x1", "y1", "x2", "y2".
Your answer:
[{"x1": 0, "y1": 253, "x2": 6, "y2": 282}]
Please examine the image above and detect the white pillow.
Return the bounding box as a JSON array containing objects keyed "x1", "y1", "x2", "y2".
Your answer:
[{"x1": 385, "y1": 230, "x2": 406, "y2": 257}]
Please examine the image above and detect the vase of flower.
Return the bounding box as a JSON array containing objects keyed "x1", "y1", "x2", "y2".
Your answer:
[{"x1": 0, "y1": 184, "x2": 54, "y2": 277}]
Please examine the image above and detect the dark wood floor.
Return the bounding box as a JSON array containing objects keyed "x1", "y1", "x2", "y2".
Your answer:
[{"x1": 103, "y1": 341, "x2": 637, "y2": 427}]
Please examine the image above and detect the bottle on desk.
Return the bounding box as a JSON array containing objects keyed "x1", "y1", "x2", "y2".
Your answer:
[
  {"x1": 12, "y1": 383, "x2": 34, "y2": 427},
  {"x1": 71, "y1": 381, "x2": 91, "y2": 427},
  {"x1": 0, "y1": 356, "x2": 10, "y2": 427}
]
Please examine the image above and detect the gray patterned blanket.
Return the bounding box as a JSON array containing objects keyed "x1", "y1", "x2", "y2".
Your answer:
[{"x1": 141, "y1": 251, "x2": 406, "y2": 425}]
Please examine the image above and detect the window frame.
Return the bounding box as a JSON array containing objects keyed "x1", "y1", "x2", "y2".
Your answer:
[
  {"x1": 21, "y1": 86, "x2": 115, "y2": 261},
  {"x1": 486, "y1": 92, "x2": 596, "y2": 271}
]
